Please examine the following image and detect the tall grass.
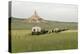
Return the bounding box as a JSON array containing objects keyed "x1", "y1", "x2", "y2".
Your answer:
[{"x1": 11, "y1": 30, "x2": 78, "y2": 53}]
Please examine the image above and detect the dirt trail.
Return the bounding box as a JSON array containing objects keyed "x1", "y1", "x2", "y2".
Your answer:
[{"x1": 61, "y1": 30, "x2": 78, "y2": 33}]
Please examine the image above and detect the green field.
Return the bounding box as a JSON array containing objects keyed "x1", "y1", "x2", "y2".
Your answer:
[
  {"x1": 10, "y1": 18, "x2": 78, "y2": 30},
  {"x1": 10, "y1": 17, "x2": 78, "y2": 53},
  {"x1": 11, "y1": 30, "x2": 78, "y2": 53}
]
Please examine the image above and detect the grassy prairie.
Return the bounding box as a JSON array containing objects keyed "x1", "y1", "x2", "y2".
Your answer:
[
  {"x1": 11, "y1": 30, "x2": 78, "y2": 53},
  {"x1": 11, "y1": 18, "x2": 78, "y2": 30}
]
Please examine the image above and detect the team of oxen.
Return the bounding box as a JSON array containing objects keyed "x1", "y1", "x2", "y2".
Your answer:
[{"x1": 32, "y1": 26, "x2": 68, "y2": 35}]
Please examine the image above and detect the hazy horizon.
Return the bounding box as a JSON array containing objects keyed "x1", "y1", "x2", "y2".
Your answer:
[{"x1": 12, "y1": 1, "x2": 78, "y2": 22}]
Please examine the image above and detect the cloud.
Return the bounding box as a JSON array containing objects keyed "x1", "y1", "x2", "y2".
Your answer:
[{"x1": 12, "y1": 1, "x2": 78, "y2": 22}]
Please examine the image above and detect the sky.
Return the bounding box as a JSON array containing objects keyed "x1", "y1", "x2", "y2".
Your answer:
[{"x1": 12, "y1": 1, "x2": 78, "y2": 22}]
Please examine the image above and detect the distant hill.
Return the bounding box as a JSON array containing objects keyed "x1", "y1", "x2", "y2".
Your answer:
[{"x1": 9, "y1": 17, "x2": 78, "y2": 30}]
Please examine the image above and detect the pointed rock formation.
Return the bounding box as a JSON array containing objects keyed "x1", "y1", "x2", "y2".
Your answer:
[{"x1": 28, "y1": 10, "x2": 46, "y2": 23}]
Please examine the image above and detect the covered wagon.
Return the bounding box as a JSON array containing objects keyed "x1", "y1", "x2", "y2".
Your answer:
[
  {"x1": 32, "y1": 26, "x2": 41, "y2": 35},
  {"x1": 32, "y1": 26, "x2": 48, "y2": 35}
]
